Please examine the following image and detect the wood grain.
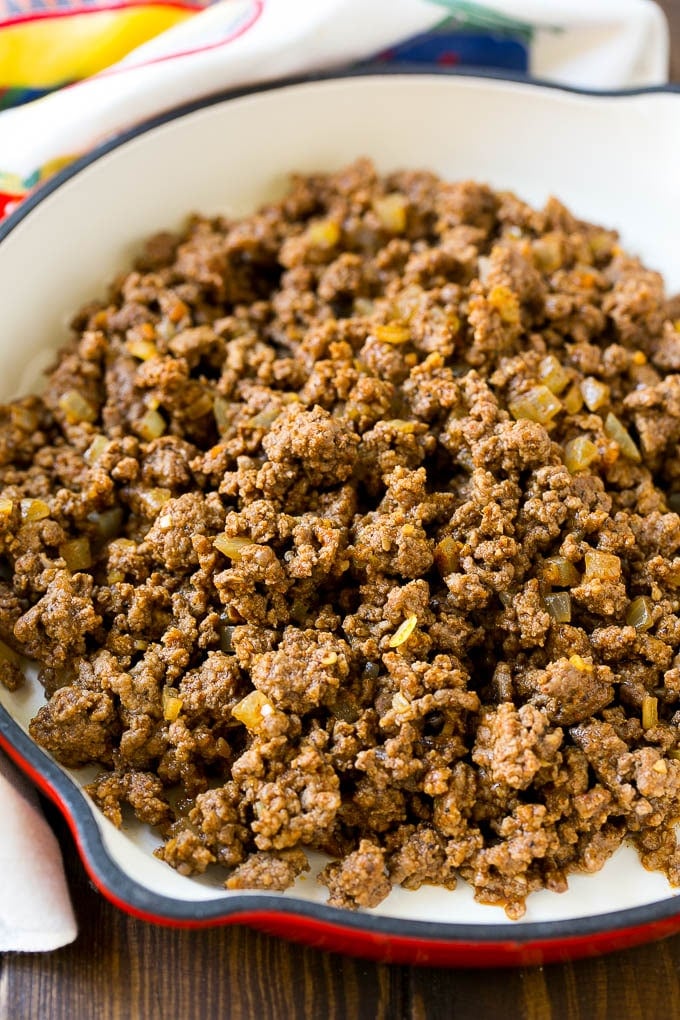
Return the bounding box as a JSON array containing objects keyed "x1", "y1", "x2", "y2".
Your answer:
[
  {"x1": 408, "y1": 938, "x2": 680, "y2": 1020},
  {"x1": 3, "y1": 4, "x2": 680, "y2": 1018},
  {"x1": 0, "y1": 805, "x2": 405, "y2": 1020},
  {"x1": 669, "y1": 0, "x2": 680, "y2": 80}
]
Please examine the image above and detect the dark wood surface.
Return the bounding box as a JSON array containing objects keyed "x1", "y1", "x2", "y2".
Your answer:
[
  {"x1": 670, "y1": 1, "x2": 680, "y2": 80},
  {"x1": 3, "y1": 5, "x2": 680, "y2": 1018}
]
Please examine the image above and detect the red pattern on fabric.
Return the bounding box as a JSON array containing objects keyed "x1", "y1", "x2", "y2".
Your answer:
[{"x1": 0, "y1": 191, "x2": 23, "y2": 218}]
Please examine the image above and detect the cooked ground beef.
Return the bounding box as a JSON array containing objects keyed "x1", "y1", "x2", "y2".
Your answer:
[{"x1": 3, "y1": 160, "x2": 680, "y2": 918}]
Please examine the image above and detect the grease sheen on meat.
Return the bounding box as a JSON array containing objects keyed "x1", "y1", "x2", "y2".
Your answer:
[{"x1": 3, "y1": 161, "x2": 680, "y2": 917}]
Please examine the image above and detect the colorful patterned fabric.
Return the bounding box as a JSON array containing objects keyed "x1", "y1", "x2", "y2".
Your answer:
[{"x1": 0, "y1": 0, "x2": 669, "y2": 222}]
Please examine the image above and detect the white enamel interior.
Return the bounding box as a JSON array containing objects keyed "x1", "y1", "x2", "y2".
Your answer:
[{"x1": 1, "y1": 74, "x2": 680, "y2": 927}]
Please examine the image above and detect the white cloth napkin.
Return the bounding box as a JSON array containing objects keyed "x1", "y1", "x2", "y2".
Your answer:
[{"x1": 0, "y1": 752, "x2": 77, "y2": 951}]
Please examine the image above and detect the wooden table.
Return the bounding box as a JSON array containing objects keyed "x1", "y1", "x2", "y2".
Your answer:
[{"x1": 4, "y1": 5, "x2": 680, "y2": 1017}]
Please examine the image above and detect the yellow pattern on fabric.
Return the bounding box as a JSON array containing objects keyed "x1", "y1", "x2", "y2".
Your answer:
[
  {"x1": 0, "y1": 170, "x2": 25, "y2": 195},
  {"x1": 0, "y1": 6, "x2": 192, "y2": 88}
]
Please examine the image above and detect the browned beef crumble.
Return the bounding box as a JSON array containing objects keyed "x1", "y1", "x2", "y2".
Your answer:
[{"x1": 3, "y1": 160, "x2": 680, "y2": 918}]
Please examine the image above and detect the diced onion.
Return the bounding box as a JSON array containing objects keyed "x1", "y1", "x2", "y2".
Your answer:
[
  {"x1": 544, "y1": 592, "x2": 572, "y2": 622},
  {"x1": 569, "y1": 654, "x2": 593, "y2": 674},
  {"x1": 392, "y1": 285, "x2": 422, "y2": 323},
  {"x1": 136, "y1": 408, "x2": 166, "y2": 441},
  {"x1": 539, "y1": 355, "x2": 570, "y2": 395},
  {"x1": 214, "y1": 396, "x2": 231, "y2": 435},
  {"x1": 87, "y1": 508, "x2": 123, "y2": 539},
  {"x1": 59, "y1": 537, "x2": 92, "y2": 572},
  {"x1": 140, "y1": 488, "x2": 172, "y2": 515},
  {"x1": 434, "y1": 536, "x2": 460, "y2": 576},
  {"x1": 584, "y1": 549, "x2": 621, "y2": 580},
  {"x1": 374, "y1": 323, "x2": 410, "y2": 345},
  {"x1": 642, "y1": 695, "x2": 659, "y2": 730},
  {"x1": 542, "y1": 556, "x2": 581, "y2": 587},
  {"x1": 84, "y1": 435, "x2": 111, "y2": 465},
  {"x1": 603, "y1": 413, "x2": 641, "y2": 463},
  {"x1": 488, "y1": 285, "x2": 520, "y2": 325},
  {"x1": 11, "y1": 406, "x2": 39, "y2": 432},
  {"x1": 20, "y1": 498, "x2": 50, "y2": 522},
  {"x1": 509, "y1": 386, "x2": 562, "y2": 424},
  {"x1": 107, "y1": 537, "x2": 136, "y2": 583},
  {"x1": 532, "y1": 234, "x2": 563, "y2": 274},
  {"x1": 214, "y1": 534, "x2": 254, "y2": 561},
  {"x1": 580, "y1": 377, "x2": 610, "y2": 411},
  {"x1": 477, "y1": 257, "x2": 492, "y2": 285},
  {"x1": 562, "y1": 384, "x2": 584, "y2": 415},
  {"x1": 589, "y1": 231, "x2": 615, "y2": 260},
  {"x1": 306, "y1": 219, "x2": 340, "y2": 248},
  {"x1": 354, "y1": 297, "x2": 375, "y2": 316},
  {"x1": 58, "y1": 389, "x2": 97, "y2": 424},
  {"x1": 162, "y1": 687, "x2": 183, "y2": 722},
  {"x1": 389, "y1": 614, "x2": 418, "y2": 648},
  {"x1": 447, "y1": 312, "x2": 461, "y2": 336},
  {"x1": 109, "y1": 538, "x2": 136, "y2": 551},
  {"x1": 157, "y1": 513, "x2": 173, "y2": 532},
  {"x1": 247, "y1": 407, "x2": 281, "y2": 429},
  {"x1": 0, "y1": 497, "x2": 13, "y2": 517},
  {"x1": 386, "y1": 419, "x2": 418, "y2": 434},
  {"x1": 564, "y1": 436, "x2": 598, "y2": 474},
  {"x1": 626, "y1": 596, "x2": 654, "y2": 632},
  {"x1": 232, "y1": 690, "x2": 275, "y2": 731},
  {"x1": 156, "y1": 318, "x2": 176, "y2": 342},
  {"x1": 374, "y1": 193, "x2": 408, "y2": 234},
  {"x1": 126, "y1": 339, "x2": 157, "y2": 361},
  {"x1": 185, "y1": 393, "x2": 214, "y2": 421}
]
